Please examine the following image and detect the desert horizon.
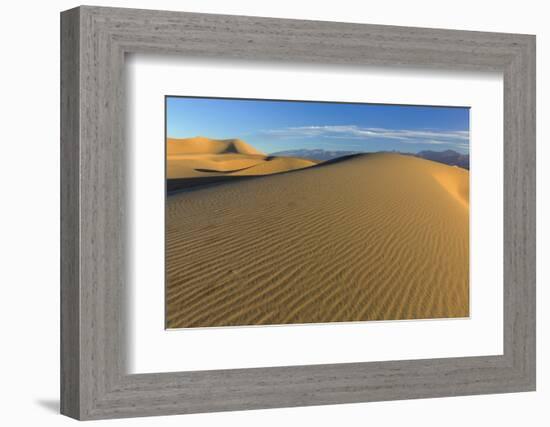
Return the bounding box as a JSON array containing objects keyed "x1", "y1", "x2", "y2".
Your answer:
[
  {"x1": 166, "y1": 135, "x2": 469, "y2": 192},
  {"x1": 165, "y1": 97, "x2": 469, "y2": 329}
]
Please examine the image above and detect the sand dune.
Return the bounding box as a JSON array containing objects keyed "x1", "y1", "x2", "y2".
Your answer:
[
  {"x1": 167, "y1": 136, "x2": 317, "y2": 180},
  {"x1": 168, "y1": 136, "x2": 266, "y2": 156},
  {"x1": 229, "y1": 157, "x2": 317, "y2": 176},
  {"x1": 432, "y1": 168, "x2": 469, "y2": 209},
  {"x1": 167, "y1": 153, "x2": 266, "y2": 179},
  {"x1": 166, "y1": 153, "x2": 469, "y2": 328}
]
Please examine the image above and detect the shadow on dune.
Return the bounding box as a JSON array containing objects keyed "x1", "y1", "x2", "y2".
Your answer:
[
  {"x1": 194, "y1": 165, "x2": 257, "y2": 174},
  {"x1": 310, "y1": 153, "x2": 367, "y2": 167},
  {"x1": 167, "y1": 154, "x2": 367, "y2": 195},
  {"x1": 167, "y1": 175, "x2": 263, "y2": 193}
]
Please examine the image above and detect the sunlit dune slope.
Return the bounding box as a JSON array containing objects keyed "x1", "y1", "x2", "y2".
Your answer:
[
  {"x1": 167, "y1": 153, "x2": 266, "y2": 178},
  {"x1": 229, "y1": 157, "x2": 317, "y2": 176},
  {"x1": 167, "y1": 136, "x2": 316, "y2": 179},
  {"x1": 167, "y1": 136, "x2": 266, "y2": 156},
  {"x1": 166, "y1": 153, "x2": 470, "y2": 328}
]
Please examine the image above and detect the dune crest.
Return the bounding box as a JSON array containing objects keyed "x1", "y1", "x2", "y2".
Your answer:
[{"x1": 229, "y1": 157, "x2": 317, "y2": 176}]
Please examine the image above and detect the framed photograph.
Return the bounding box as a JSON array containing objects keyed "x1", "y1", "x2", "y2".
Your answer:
[
  {"x1": 164, "y1": 97, "x2": 471, "y2": 329},
  {"x1": 60, "y1": 6, "x2": 536, "y2": 420}
]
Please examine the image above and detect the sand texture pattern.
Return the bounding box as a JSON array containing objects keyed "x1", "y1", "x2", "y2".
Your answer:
[{"x1": 166, "y1": 152, "x2": 469, "y2": 328}]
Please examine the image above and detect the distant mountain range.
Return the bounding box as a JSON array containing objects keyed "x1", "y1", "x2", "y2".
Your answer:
[{"x1": 271, "y1": 149, "x2": 469, "y2": 170}]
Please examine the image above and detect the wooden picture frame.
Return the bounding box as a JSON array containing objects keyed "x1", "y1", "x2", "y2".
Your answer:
[{"x1": 60, "y1": 5, "x2": 536, "y2": 420}]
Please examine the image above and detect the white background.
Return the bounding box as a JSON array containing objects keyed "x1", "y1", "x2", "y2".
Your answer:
[
  {"x1": 129, "y1": 57, "x2": 503, "y2": 373},
  {"x1": 0, "y1": 0, "x2": 547, "y2": 426}
]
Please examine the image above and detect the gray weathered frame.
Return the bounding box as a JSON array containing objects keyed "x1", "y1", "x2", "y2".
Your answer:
[{"x1": 60, "y1": 5, "x2": 536, "y2": 420}]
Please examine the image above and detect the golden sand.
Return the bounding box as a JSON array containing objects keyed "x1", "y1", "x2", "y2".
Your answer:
[
  {"x1": 167, "y1": 137, "x2": 316, "y2": 179},
  {"x1": 166, "y1": 150, "x2": 469, "y2": 328}
]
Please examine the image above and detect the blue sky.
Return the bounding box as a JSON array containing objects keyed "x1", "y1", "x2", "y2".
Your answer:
[{"x1": 166, "y1": 96, "x2": 470, "y2": 154}]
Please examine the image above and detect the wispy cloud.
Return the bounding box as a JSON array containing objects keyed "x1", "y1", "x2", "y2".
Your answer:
[{"x1": 260, "y1": 125, "x2": 469, "y2": 148}]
